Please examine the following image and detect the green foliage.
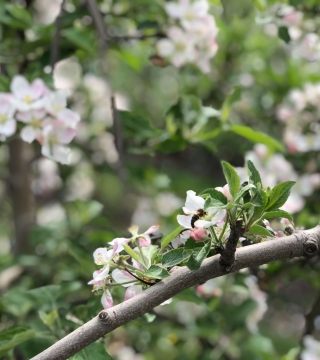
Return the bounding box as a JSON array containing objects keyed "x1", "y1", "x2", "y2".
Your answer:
[
  {"x1": 0, "y1": 326, "x2": 36, "y2": 357},
  {"x1": 186, "y1": 241, "x2": 211, "y2": 270},
  {"x1": 161, "y1": 248, "x2": 193, "y2": 267},
  {"x1": 161, "y1": 226, "x2": 184, "y2": 249},
  {"x1": 265, "y1": 181, "x2": 296, "y2": 211},
  {"x1": 144, "y1": 265, "x2": 170, "y2": 279},
  {"x1": 221, "y1": 161, "x2": 241, "y2": 199},
  {"x1": 246, "y1": 224, "x2": 274, "y2": 237}
]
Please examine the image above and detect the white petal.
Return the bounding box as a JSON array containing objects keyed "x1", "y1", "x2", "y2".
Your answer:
[
  {"x1": 184, "y1": 190, "x2": 205, "y2": 212},
  {"x1": 124, "y1": 285, "x2": 144, "y2": 300},
  {"x1": 157, "y1": 39, "x2": 175, "y2": 57},
  {"x1": 93, "y1": 247, "x2": 109, "y2": 264},
  {"x1": 165, "y1": 3, "x2": 183, "y2": 18},
  {"x1": 94, "y1": 265, "x2": 110, "y2": 281},
  {"x1": 143, "y1": 225, "x2": 159, "y2": 234},
  {"x1": 16, "y1": 111, "x2": 32, "y2": 123},
  {"x1": 42, "y1": 144, "x2": 71, "y2": 164},
  {"x1": 57, "y1": 109, "x2": 80, "y2": 126},
  {"x1": 160, "y1": 298, "x2": 172, "y2": 306},
  {"x1": 177, "y1": 214, "x2": 192, "y2": 228},
  {"x1": 112, "y1": 269, "x2": 135, "y2": 287},
  {"x1": 0, "y1": 119, "x2": 16, "y2": 137},
  {"x1": 109, "y1": 237, "x2": 128, "y2": 253},
  {"x1": 10, "y1": 75, "x2": 30, "y2": 97},
  {"x1": 101, "y1": 290, "x2": 113, "y2": 309},
  {"x1": 20, "y1": 126, "x2": 38, "y2": 143}
]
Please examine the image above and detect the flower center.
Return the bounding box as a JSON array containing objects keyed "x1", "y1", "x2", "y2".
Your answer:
[
  {"x1": 175, "y1": 41, "x2": 186, "y2": 52},
  {"x1": 0, "y1": 113, "x2": 7, "y2": 124},
  {"x1": 184, "y1": 10, "x2": 195, "y2": 21},
  {"x1": 23, "y1": 94, "x2": 33, "y2": 104},
  {"x1": 30, "y1": 118, "x2": 42, "y2": 128}
]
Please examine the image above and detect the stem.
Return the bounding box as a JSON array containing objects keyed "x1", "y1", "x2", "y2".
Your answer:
[
  {"x1": 209, "y1": 227, "x2": 219, "y2": 244},
  {"x1": 218, "y1": 213, "x2": 229, "y2": 243}
]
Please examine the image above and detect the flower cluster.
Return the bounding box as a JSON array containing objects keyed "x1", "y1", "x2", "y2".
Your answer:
[
  {"x1": 276, "y1": 83, "x2": 320, "y2": 153},
  {"x1": 0, "y1": 75, "x2": 80, "y2": 164},
  {"x1": 156, "y1": 0, "x2": 219, "y2": 73},
  {"x1": 264, "y1": 3, "x2": 320, "y2": 62},
  {"x1": 235, "y1": 144, "x2": 320, "y2": 214},
  {"x1": 90, "y1": 160, "x2": 296, "y2": 309}
]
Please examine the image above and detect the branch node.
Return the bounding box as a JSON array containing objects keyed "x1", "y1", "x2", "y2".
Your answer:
[
  {"x1": 303, "y1": 234, "x2": 318, "y2": 257},
  {"x1": 98, "y1": 311, "x2": 111, "y2": 325}
]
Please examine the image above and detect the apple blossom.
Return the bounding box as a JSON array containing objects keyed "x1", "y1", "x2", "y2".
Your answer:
[
  {"x1": 40, "y1": 120, "x2": 77, "y2": 164},
  {"x1": 10, "y1": 75, "x2": 47, "y2": 111},
  {"x1": 0, "y1": 95, "x2": 16, "y2": 137},
  {"x1": 16, "y1": 109, "x2": 46, "y2": 143},
  {"x1": 190, "y1": 227, "x2": 207, "y2": 241}
]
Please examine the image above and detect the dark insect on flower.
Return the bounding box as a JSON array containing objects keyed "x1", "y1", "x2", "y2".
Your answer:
[{"x1": 191, "y1": 209, "x2": 207, "y2": 228}]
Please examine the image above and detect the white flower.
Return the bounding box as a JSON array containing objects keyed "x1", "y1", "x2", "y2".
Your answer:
[
  {"x1": 40, "y1": 120, "x2": 76, "y2": 164},
  {"x1": 45, "y1": 90, "x2": 80, "y2": 127},
  {"x1": 16, "y1": 109, "x2": 46, "y2": 143},
  {"x1": 10, "y1": 75, "x2": 47, "y2": 111},
  {"x1": 177, "y1": 190, "x2": 226, "y2": 229},
  {"x1": 165, "y1": 0, "x2": 209, "y2": 29},
  {"x1": 157, "y1": 27, "x2": 196, "y2": 67},
  {"x1": 301, "y1": 335, "x2": 320, "y2": 360},
  {"x1": 0, "y1": 94, "x2": 16, "y2": 137}
]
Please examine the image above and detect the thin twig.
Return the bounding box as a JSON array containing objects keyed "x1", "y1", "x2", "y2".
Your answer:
[
  {"x1": 86, "y1": 0, "x2": 108, "y2": 53},
  {"x1": 50, "y1": 0, "x2": 66, "y2": 69},
  {"x1": 31, "y1": 225, "x2": 320, "y2": 360}
]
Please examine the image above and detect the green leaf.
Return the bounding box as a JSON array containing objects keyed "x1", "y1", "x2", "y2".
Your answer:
[
  {"x1": 204, "y1": 196, "x2": 233, "y2": 210},
  {"x1": 230, "y1": 125, "x2": 284, "y2": 152},
  {"x1": 0, "y1": 326, "x2": 36, "y2": 355},
  {"x1": 247, "y1": 225, "x2": 273, "y2": 237},
  {"x1": 260, "y1": 210, "x2": 293, "y2": 222},
  {"x1": 144, "y1": 265, "x2": 170, "y2": 279},
  {"x1": 161, "y1": 226, "x2": 184, "y2": 249},
  {"x1": 186, "y1": 241, "x2": 211, "y2": 271},
  {"x1": 221, "y1": 161, "x2": 240, "y2": 199},
  {"x1": 234, "y1": 184, "x2": 256, "y2": 204},
  {"x1": 5, "y1": 4, "x2": 32, "y2": 26},
  {"x1": 247, "y1": 160, "x2": 262, "y2": 186},
  {"x1": 162, "y1": 248, "x2": 192, "y2": 267},
  {"x1": 28, "y1": 285, "x2": 61, "y2": 303},
  {"x1": 221, "y1": 86, "x2": 241, "y2": 122},
  {"x1": 253, "y1": 0, "x2": 267, "y2": 10},
  {"x1": 38, "y1": 310, "x2": 58, "y2": 327},
  {"x1": 250, "y1": 189, "x2": 263, "y2": 207},
  {"x1": 278, "y1": 26, "x2": 291, "y2": 43},
  {"x1": 0, "y1": 75, "x2": 10, "y2": 92},
  {"x1": 123, "y1": 245, "x2": 140, "y2": 261},
  {"x1": 62, "y1": 28, "x2": 96, "y2": 53},
  {"x1": 201, "y1": 188, "x2": 227, "y2": 204},
  {"x1": 156, "y1": 135, "x2": 188, "y2": 154},
  {"x1": 266, "y1": 181, "x2": 296, "y2": 211}
]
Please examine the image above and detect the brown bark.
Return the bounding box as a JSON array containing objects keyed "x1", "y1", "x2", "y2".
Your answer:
[{"x1": 8, "y1": 139, "x2": 36, "y2": 255}]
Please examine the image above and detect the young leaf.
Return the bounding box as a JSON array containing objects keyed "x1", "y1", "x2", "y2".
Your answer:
[
  {"x1": 186, "y1": 241, "x2": 211, "y2": 271},
  {"x1": 247, "y1": 160, "x2": 262, "y2": 186},
  {"x1": 260, "y1": 210, "x2": 293, "y2": 222},
  {"x1": 144, "y1": 265, "x2": 170, "y2": 279},
  {"x1": 265, "y1": 181, "x2": 296, "y2": 211},
  {"x1": 220, "y1": 86, "x2": 241, "y2": 122},
  {"x1": 234, "y1": 184, "x2": 256, "y2": 204},
  {"x1": 204, "y1": 197, "x2": 231, "y2": 211},
  {"x1": 161, "y1": 226, "x2": 184, "y2": 249},
  {"x1": 201, "y1": 188, "x2": 228, "y2": 204},
  {"x1": 221, "y1": 161, "x2": 241, "y2": 199},
  {"x1": 246, "y1": 225, "x2": 274, "y2": 237},
  {"x1": 230, "y1": 125, "x2": 284, "y2": 152},
  {"x1": 162, "y1": 248, "x2": 192, "y2": 267}
]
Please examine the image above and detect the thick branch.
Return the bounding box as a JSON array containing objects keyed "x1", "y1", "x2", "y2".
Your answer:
[
  {"x1": 50, "y1": 0, "x2": 66, "y2": 69},
  {"x1": 31, "y1": 225, "x2": 320, "y2": 360},
  {"x1": 8, "y1": 139, "x2": 36, "y2": 255}
]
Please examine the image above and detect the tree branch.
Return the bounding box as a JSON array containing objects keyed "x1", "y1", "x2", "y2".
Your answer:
[
  {"x1": 50, "y1": 0, "x2": 66, "y2": 69},
  {"x1": 31, "y1": 225, "x2": 320, "y2": 360}
]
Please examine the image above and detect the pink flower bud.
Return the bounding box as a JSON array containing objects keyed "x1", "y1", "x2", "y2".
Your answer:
[{"x1": 190, "y1": 228, "x2": 207, "y2": 241}]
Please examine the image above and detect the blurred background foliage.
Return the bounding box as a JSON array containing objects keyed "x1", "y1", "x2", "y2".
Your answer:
[{"x1": 1, "y1": 0, "x2": 320, "y2": 359}]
